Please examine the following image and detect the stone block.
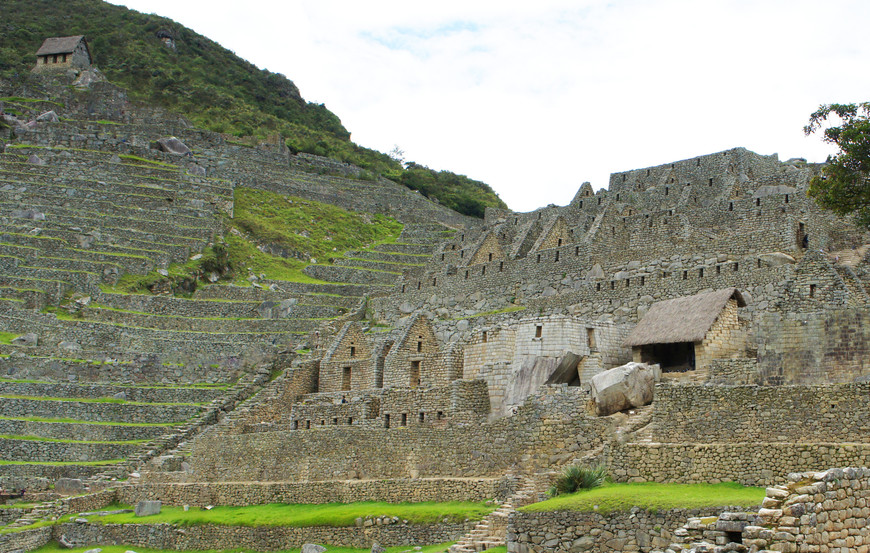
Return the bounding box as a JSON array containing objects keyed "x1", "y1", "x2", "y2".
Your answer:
[{"x1": 134, "y1": 500, "x2": 161, "y2": 517}]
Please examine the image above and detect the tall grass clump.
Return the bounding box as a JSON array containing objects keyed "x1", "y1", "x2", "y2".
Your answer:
[{"x1": 548, "y1": 464, "x2": 608, "y2": 497}]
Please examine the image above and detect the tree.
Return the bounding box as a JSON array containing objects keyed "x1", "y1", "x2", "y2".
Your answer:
[{"x1": 804, "y1": 102, "x2": 870, "y2": 227}]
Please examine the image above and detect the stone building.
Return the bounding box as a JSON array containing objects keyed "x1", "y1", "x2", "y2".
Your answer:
[
  {"x1": 33, "y1": 36, "x2": 92, "y2": 72},
  {"x1": 383, "y1": 315, "x2": 457, "y2": 388},
  {"x1": 318, "y1": 322, "x2": 374, "y2": 392},
  {"x1": 623, "y1": 287, "x2": 746, "y2": 374}
]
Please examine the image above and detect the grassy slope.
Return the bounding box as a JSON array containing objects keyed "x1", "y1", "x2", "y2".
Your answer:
[
  {"x1": 0, "y1": 0, "x2": 506, "y2": 217},
  {"x1": 106, "y1": 187, "x2": 404, "y2": 293},
  {"x1": 521, "y1": 482, "x2": 765, "y2": 515},
  {"x1": 83, "y1": 501, "x2": 494, "y2": 527}
]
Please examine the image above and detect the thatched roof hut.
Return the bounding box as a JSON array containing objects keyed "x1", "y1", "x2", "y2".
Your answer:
[{"x1": 624, "y1": 288, "x2": 746, "y2": 347}]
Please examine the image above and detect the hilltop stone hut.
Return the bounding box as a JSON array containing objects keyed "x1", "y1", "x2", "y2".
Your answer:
[
  {"x1": 623, "y1": 287, "x2": 746, "y2": 373},
  {"x1": 34, "y1": 36, "x2": 91, "y2": 72}
]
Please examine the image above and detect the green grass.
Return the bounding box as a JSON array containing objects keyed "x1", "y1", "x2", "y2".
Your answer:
[
  {"x1": 0, "y1": 332, "x2": 19, "y2": 345},
  {"x1": 0, "y1": 394, "x2": 202, "y2": 406},
  {"x1": 0, "y1": 459, "x2": 124, "y2": 467},
  {"x1": 0, "y1": 415, "x2": 179, "y2": 427},
  {"x1": 520, "y1": 482, "x2": 765, "y2": 515},
  {"x1": 224, "y1": 188, "x2": 404, "y2": 283},
  {"x1": 85, "y1": 501, "x2": 494, "y2": 528},
  {"x1": 32, "y1": 543, "x2": 455, "y2": 553},
  {"x1": 0, "y1": 434, "x2": 147, "y2": 445}
]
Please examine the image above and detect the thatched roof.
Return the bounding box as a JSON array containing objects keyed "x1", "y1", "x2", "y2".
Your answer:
[
  {"x1": 36, "y1": 36, "x2": 86, "y2": 56},
  {"x1": 623, "y1": 288, "x2": 746, "y2": 347}
]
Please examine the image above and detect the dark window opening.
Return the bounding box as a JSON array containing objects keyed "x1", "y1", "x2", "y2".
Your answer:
[
  {"x1": 554, "y1": 251, "x2": 560, "y2": 262},
  {"x1": 598, "y1": 197, "x2": 602, "y2": 205},
  {"x1": 350, "y1": 346, "x2": 356, "y2": 357},
  {"x1": 535, "y1": 325, "x2": 543, "y2": 338},
  {"x1": 665, "y1": 187, "x2": 669, "y2": 196},
  {"x1": 575, "y1": 246, "x2": 580, "y2": 255},
  {"x1": 410, "y1": 360, "x2": 421, "y2": 386},
  {"x1": 536, "y1": 254, "x2": 541, "y2": 263},
  {"x1": 460, "y1": 250, "x2": 464, "y2": 258},
  {"x1": 306, "y1": 420, "x2": 311, "y2": 429},
  {"x1": 699, "y1": 268, "x2": 704, "y2": 278},
  {"x1": 347, "y1": 417, "x2": 353, "y2": 425},
  {"x1": 402, "y1": 284, "x2": 406, "y2": 293},
  {"x1": 682, "y1": 271, "x2": 688, "y2": 280},
  {"x1": 756, "y1": 198, "x2": 761, "y2": 206},
  {"x1": 342, "y1": 367, "x2": 352, "y2": 391},
  {"x1": 441, "y1": 253, "x2": 445, "y2": 261},
  {"x1": 481, "y1": 266, "x2": 486, "y2": 275},
  {"x1": 640, "y1": 276, "x2": 645, "y2": 285},
  {"x1": 557, "y1": 238, "x2": 562, "y2": 247},
  {"x1": 734, "y1": 262, "x2": 739, "y2": 271},
  {"x1": 333, "y1": 418, "x2": 338, "y2": 425},
  {"x1": 729, "y1": 202, "x2": 733, "y2": 211},
  {"x1": 437, "y1": 411, "x2": 444, "y2": 420},
  {"x1": 417, "y1": 281, "x2": 421, "y2": 290},
  {"x1": 488, "y1": 252, "x2": 493, "y2": 262},
  {"x1": 433, "y1": 277, "x2": 437, "y2": 286},
  {"x1": 401, "y1": 413, "x2": 408, "y2": 426},
  {"x1": 810, "y1": 284, "x2": 816, "y2": 298},
  {"x1": 384, "y1": 414, "x2": 390, "y2": 428},
  {"x1": 465, "y1": 270, "x2": 469, "y2": 279},
  {"x1": 716, "y1": 265, "x2": 721, "y2": 275},
  {"x1": 625, "y1": 279, "x2": 630, "y2": 288},
  {"x1": 482, "y1": 331, "x2": 488, "y2": 343},
  {"x1": 616, "y1": 194, "x2": 620, "y2": 201},
  {"x1": 292, "y1": 420, "x2": 299, "y2": 430},
  {"x1": 417, "y1": 339, "x2": 423, "y2": 353},
  {"x1": 579, "y1": 201, "x2": 583, "y2": 208},
  {"x1": 725, "y1": 531, "x2": 743, "y2": 544},
  {"x1": 785, "y1": 194, "x2": 789, "y2": 203},
  {"x1": 696, "y1": 159, "x2": 701, "y2": 166},
  {"x1": 639, "y1": 342, "x2": 696, "y2": 372},
  {"x1": 596, "y1": 282, "x2": 601, "y2": 291},
  {"x1": 419, "y1": 412, "x2": 425, "y2": 423},
  {"x1": 610, "y1": 281, "x2": 615, "y2": 290},
  {"x1": 499, "y1": 261, "x2": 504, "y2": 272}
]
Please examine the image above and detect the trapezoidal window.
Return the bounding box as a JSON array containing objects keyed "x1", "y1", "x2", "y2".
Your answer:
[
  {"x1": 410, "y1": 360, "x2": 421, "y2": 387},
  {"x1": 535, "y1": 325, "x2": 543, "y2": 338},
  {"x1": 488, "y1": 252, "x2": 493, "y2": 262},
  {"x1": 349, "y1": 346, "x2": 356, "y2": 357},
  {"x1": 417, "y1": 338, "x2": 423, "y2": 353}
]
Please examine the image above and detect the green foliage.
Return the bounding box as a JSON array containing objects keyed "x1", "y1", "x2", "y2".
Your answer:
[
  {"x1": 805, "y1": 102, "x2": 870, "y2": 227},
  {"x1": 548, "y1": 464, "x2": 608, "y2": 497},
  {"x1": 0, "y1": 0, "x2": 507, "y2": 217},
  {"x1": 523, "y1": 482, "x2": 765, "y2": 514},
  {"x1": 82, "y1": 501, "x2": 494, "y2": 528},
  {"x1": 399, "y1": 162, "x2": 506, "y2": 218},
  {"x1": 0, "y1": 332, "x2": 19, "y2": 344}
]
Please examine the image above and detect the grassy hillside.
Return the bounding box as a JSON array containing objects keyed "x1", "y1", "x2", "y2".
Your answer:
[{"x1": 0, "y1": 0, "x2": 507, "y2": 216}]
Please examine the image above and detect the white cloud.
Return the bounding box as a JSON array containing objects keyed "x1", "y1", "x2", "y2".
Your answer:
[{"x1": 109, "y1": 0, "x2": 870, "y2": 211}]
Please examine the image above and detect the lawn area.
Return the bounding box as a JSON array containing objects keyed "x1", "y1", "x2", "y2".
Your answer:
[
  {"x1": 521, "y1": 482, "x2": 765, "y2": 515},
  {"x1": 82, "y1": 501, "x2": 495, "y2": 528},
  {"x1": 32, "y1": 543, "x2": 455, "y2": 553},
  {"x1": 0, "y1": 331, "x2": 19, "y2": 344}
]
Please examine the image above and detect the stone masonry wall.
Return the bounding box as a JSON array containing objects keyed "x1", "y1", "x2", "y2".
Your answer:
[
  {"x1": 507, "y1": 506, "x2": 737, "y2": 553},
  {"x1": 118, "y1": 477, "x2": 514, "y2": 506},
  {"x1": 742, "y1": 467, "x2": 870, "y2": 552}
]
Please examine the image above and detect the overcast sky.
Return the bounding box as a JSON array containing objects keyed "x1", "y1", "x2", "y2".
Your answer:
[{"x1": 109, "y1": 0, "x2": 870, "y2": 212}]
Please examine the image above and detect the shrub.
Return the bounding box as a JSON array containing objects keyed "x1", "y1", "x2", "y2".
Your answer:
[{"x1": 548, "y1": 464, "x2": 608, "y2": 497}]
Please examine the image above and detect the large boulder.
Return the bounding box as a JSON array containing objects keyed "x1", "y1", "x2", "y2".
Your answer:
[
  {"x1": 54, "y1": 478, "x2": 84, "y2": 495},
  {"x1": 544, "y1": 351, "x2": 582, "y2": 385},
  {"x1": 36, "y1": 110, "x2": 59, "y2": 123},
  {"x1": 301, "y1": 545, "x2": 327, "y2": 553},
  {"x1": 11, "y1": 333, "x2": 38, "y2": 347},
  {"x1": 155, "y1": 136, "x2": 192, "y2": 156},
  {"x1": 134, "y1": 500, "x2": 161, "y2": 517},
  {"x1": 590, "y1": 362, "x2": 659, "y2": 416}
]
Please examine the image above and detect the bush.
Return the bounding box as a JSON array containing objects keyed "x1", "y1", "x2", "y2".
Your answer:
[{"x1": 548, "y1": 464, "x2": 608, "y2": 497}]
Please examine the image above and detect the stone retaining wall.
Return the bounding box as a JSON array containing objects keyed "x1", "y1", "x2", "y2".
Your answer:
[
  {"x1": 608, "y1": 442, "x2": 870, "y2": 487},
  {"x1": 118, "y1": 477, "x2": 514, "y2": 506},
  {"x1": 0, "y1": 527, "x2": 51, "y2": 553},
  {"x1": 507, "y1": 506, "x2": 737, "y2": 553},
  {"x1": 54, "y1": 520, "x2": 471, "y2": 550},
  {"x1": 649, "y1": 383, "x2": 870, "y2": 443}
]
